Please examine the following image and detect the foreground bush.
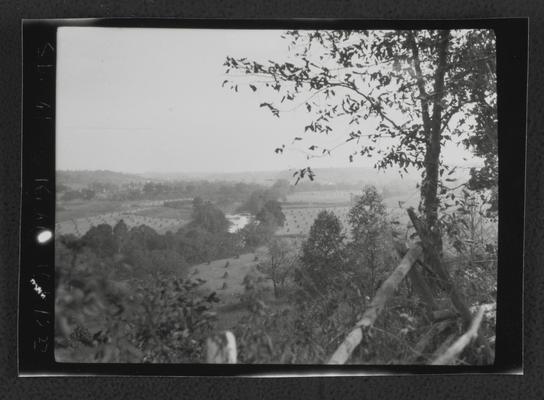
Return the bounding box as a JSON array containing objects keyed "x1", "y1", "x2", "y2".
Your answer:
[{"x1": 55, "y1": 259, "x2": 219, "y2": 363}]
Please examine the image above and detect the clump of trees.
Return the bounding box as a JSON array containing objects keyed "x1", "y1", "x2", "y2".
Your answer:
[
  {"x1": 239, "y1": 195, "x2": 287, "y2": 249},
  {"x1": 295, "y1": 185, "x2": 393, "y2": 298},
  {"x1": 188, "y1": 197, "x2": 231, "y2": 234},
  {"x1": 256, "y1": 200, "x2": 286, "y2": 228},
  {"x1": 237, "y1": 180, "x2": 292, "y2": 214}
]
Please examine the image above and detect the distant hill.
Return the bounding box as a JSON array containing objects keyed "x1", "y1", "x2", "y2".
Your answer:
[
  {"x1": 140, "y1": 170, "x2": 283, "y2": 184},
  {"x1": 57, "y1": 170, "x2": 151, "y2": 188},
  {"x1": 277, "y1": 167, "x2": 420, "y2": 187},
  {"x1": 141, "y1": 167, "x2": 421, "y2": 187},
  {"x1": 58, "y1": 165, "x2": 471, "y2": 192}
]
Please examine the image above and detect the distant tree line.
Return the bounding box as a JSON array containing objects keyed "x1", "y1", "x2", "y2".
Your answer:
[{"x1": 57, "y1": 178, "x2": 292, "y2": 207}]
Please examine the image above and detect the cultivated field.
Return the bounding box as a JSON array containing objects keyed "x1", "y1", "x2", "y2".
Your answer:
[
  {"x1": 56, "y1": 200, "x2": 127, "y2": 222},
  {"x1": 277, "y1": 189, "x2": 420, "y2": 238},
  {"x1": 277, "y1": 206, "x2": 351, "y2": 236},
  {"x1": 55, "y1": 196, "x2": 198, "y2": 236},
  {"x1": 55, "y1": 189, "x2": 421, "y2": 239},
  {"x1": 55, "y1": 211, "x2": 187, "y2": 236},
  {"x1": 284, "y1": 190, "x2": 354, "y2": 205}
]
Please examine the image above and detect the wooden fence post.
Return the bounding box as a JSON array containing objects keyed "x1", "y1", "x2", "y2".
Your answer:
[{"x1": 328, "y1": 245, "x2": 422, "y2": 364}]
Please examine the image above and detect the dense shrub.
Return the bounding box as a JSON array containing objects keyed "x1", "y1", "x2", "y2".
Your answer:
[{"x1": 55, "y1": 254, "x2": 219, "y2": 363}]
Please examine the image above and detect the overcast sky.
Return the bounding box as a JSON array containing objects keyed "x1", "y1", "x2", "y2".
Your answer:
[{"x1": 56, "y1": 27, "x2": 477, "y2": 174}]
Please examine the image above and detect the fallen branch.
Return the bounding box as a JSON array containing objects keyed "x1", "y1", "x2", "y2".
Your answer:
[
  {"x1": 328, "y1": 245, "x2": 422, "y2": 364},
  {"x1": 431, "y1": 306, "x2": 485, "y2": 365}
]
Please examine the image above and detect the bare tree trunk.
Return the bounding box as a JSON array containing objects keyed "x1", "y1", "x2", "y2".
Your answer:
[
  {"x1": 407, "y1": 30, "x2": 451, "y2": 300},
  {"x1": 402, "y1": 30, "x2": 491, "y2": 360},
  {"x1": 420, "y1": 30, "x2": 449, "y2": 266}
]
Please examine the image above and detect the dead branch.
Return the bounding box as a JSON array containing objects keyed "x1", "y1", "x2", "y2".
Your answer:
[
  {"x1": 328, "y1": 245, "x2": 422, "y2": 364},
  {"x1": 431, "y1": 306, "x2": 485, "y2": 365}
]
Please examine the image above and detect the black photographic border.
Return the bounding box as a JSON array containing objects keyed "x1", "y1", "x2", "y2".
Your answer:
[{"x1": 19, "y1": 18, "x2": 527, "y2": 377}]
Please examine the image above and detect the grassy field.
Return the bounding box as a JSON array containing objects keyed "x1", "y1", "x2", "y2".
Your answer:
[
  {"x1": 56, "y1": 200, "x2": 127, "y2": 222},
  {"x1": 185, "y1": 248, "x2": 272, "y2": 331},
  {"x1": 279, "y1": 189, "x2": 421, "y2": 237},
  {"x1": 285, "y1": 190, "x2": 354, "y2": 204},
  {"x1": 277, "y1": 206, "x2": 351, "y2": 237},
  {"x1": 131, "y1": 206, "x2": 192, "y2": 220}
]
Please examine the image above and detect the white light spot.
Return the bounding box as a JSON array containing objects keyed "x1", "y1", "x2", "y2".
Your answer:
[{"x1": 37, "y1": 230, "x2": 53, "y2": 244}]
